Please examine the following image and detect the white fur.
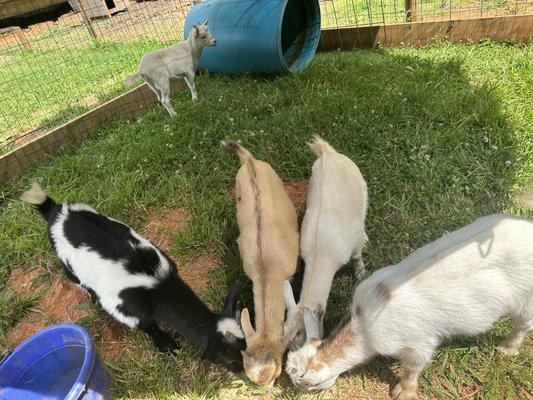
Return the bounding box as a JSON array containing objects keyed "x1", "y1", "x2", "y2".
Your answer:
[
  {"x1": 20, "y1": 182, "x2": 46, "y2": 205},
  {"x1": 50, "y1": 204, "x2": 170, "y2": 328},
  {"x1": 217, "y1": 318, "x2": 244, "y2": 339},
  {"x1": 68, "y1": 203, "x2": 97, "y2": 213},
  {"x1": 284, "y1": 137, "x2": 368, "y2": 347},
  {"x1": 287, "y1": 215, "x2": 533, "y2": 398}
]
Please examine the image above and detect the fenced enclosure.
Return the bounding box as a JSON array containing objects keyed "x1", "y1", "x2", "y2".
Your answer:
[{"x1": 0, "y1": 0, "x2": 532, "y2": 179}]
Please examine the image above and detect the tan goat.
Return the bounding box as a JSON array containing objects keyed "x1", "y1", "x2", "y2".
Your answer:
[{"x1": 222, "y1": 140, "x2": 299, "y2": 387}]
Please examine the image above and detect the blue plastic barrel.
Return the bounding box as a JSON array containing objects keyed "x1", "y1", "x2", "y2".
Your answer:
[
  {"x1": 0, "y1": 324, "x2": 113, "y2": 400},
  {"x1": 184, "y1": 0, "x2": 321, "y2": 74}
]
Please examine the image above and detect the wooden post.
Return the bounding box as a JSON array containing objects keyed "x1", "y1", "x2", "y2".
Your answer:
[
  {"x1": 405, "y1": 0, "x2": 418, "y2": 22},
  {"x1": 77, "y1": 1, "x2": 98, "y2": 38},
  {"x1": 13, "y1": 27, "x2": 32, "y2": 51}
]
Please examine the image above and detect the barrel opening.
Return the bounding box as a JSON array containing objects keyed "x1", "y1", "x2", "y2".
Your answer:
[{"x1": 280, "y1": 0, "x2": 321, "y2": 72}]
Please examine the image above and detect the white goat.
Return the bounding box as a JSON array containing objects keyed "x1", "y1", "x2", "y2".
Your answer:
[
  {"x1": 286, "y1": 215, "x2": 533, "y2": 399},
  {"x1": 125, "y1": 21, "x2": 216, "y2": 117},
  {"x1": 284, "y1": 136, "x2": 368, "y2": 348}
]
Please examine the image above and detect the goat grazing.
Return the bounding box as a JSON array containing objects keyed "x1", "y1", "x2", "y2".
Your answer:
[
  {"x1": 283, "y1": 136, "x2": 368, "y2": 348},
  {"x1": 20, "y1": 183, "x2": 244, "y2": 371},
  {"x1": 124, "y1": 21, "x2": 216, "y2": 117},
  {"x1": 222, "y1": 140, "x2": 299, "y2": 386},
  {"x1": 286, "y1": 215, "x2": 533, "y2": 399}
]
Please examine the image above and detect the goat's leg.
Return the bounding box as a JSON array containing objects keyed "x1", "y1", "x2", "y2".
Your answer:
[
  {"x1": 498, "y1": 300, "x2": 532, "y2": 355},
  {"x1": 158, "y1": 79, "x2": 177, "y2": 117},
  {"x1": 392, "y1": 347, "x2": 432, "y2": 400},
  {"x1": 138, "y1": 320, "x2": 180, "y2": 353},
  {"x1": 144, "y1": 76, "x2": 163, "y2": 102},
  {"x1": 351, "y1": 248, "x2": 366, "y2": 280},
  {"x1": 184, "y1": 73, "x2": 198, "y2": 101}
]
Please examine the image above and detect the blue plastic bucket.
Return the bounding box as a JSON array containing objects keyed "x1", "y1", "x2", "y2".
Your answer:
[
  {"x1": 0, "y1": 324, "x2": 113, "y2": 400},
  {"x1": 184, "y1": 0, "x2": 321, "y2": 74}
]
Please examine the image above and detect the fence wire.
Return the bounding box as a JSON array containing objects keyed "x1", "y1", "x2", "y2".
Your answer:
[{"x1": 0, "y1": 0, "x2": 531, "y2": 179}]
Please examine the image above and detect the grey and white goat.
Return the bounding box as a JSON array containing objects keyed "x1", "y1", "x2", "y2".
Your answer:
[
  {"x1": 286, "y1": 215, "x2": 533, "y2": 398},
  {"x1": 125, "y1": 21, "x2": 216, "y2": 117}
]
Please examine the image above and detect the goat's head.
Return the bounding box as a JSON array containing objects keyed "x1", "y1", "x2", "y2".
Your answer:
[
  {"x1": 239, "y1": 308, "x2": 284, "y2": 387},
  {"x1": 192, "y1": 20, "x2": 216, "y2": 47},
  {"x1": 202, "y1": 284, "x2": 245, "y2": 372},
  {"x1": 283, "y1": 280, "x2": 325, "y2": 350},
  {"x1": 285, "y1": 308, "x2": 338, "y2": 391}
]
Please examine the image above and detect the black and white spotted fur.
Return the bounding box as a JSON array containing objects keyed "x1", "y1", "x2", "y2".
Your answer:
[{"x1": 20, "y1": 183, "x2": 245, "y2": 371}]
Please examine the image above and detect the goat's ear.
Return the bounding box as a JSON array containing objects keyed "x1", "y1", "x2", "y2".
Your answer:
[
  {"x1": 240, "y1": 308, "x2": 255, "y2": 340},
  {"x1": 303, "y1": 307, "x2": 319, "y2": 342},
  {"x1": 222, "y1": 283, "x2": 240, "y2": 317},
  {"x1": 283, "y1": 280, "x2": 296, "y2": 310},
  {"x1": 192, "y1": 25, "x2": 198, "y2": 38}
]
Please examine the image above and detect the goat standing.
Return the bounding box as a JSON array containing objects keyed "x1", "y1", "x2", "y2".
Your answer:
[
  {"x1": 284, "y1": 136, "x2": 368, "y2": 348},
  {"x1": 222, "y1": 140, "x2": 299, "y2": 386},
  {"x1": 125, "y1": 21, "x2": 216, "y2": 117},
  {"x1": 286, "y1": 215, "x2": 533, "y2": 399},
  {"x1": 20, "y1": 183, "x2": 244, "y2": 371}
]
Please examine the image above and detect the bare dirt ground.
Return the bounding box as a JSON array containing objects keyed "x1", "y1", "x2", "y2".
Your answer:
[{"x1": 0, "y1": 0, "x2": 191, "y2": 51}]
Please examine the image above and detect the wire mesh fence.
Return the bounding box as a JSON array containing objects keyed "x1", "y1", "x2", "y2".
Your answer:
[{"x1": 0, "y1": 0, "x2": 531, "y2": 179}]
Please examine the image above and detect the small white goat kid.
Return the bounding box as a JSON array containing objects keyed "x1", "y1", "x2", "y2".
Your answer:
[
  {"x1": 286, "y1": 215, "x2": 533, "y2": 399},
  {"x1": 284, "y1": 136, "x2": 368, "y2": 348},
  {"x1": 125, "y1": 21, "x2": 216, "y2": 117}
]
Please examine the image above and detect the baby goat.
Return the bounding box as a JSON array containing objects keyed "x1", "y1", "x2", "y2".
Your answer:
[
  {"x1": 20, "y1": 183, "x2": 244, "y2": 371},
  {"x1": 125, "y1": 21, "x2": 216, "y2": 117},
  {"x1": 222, "y1": 140, "x2": 300, "y2": 386},
  {"x1": 284, "y1": 137, "x2": 368, "y2": 348},
  {"x1": 286, "y1": 215, "x2": 533, "y2": 398}
]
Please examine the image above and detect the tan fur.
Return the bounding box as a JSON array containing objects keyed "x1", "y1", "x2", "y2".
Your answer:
[
  {"x1": 376, "y1": 281, "x2": 393, "y2": 300},
  {"x1": 223, "y1": 140, "x2": 299, "y2": 386},
  {"x1": 315, "y1": 314, "x2": 357, "y2": 365}
]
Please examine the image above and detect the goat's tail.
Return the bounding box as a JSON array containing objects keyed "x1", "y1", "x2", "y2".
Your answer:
[
  {"x1": 221, "y1": 140, "x2": 254, "y2": 164},
  {"x1": 124, "y1": 72, "x2": 142, "y2": 86},
  {"x1": 20, "y1": 182, "x2": 58, "y2": 221},
  {"x1": 308, "y1": 135, "x2": 336, "y2": 156}
]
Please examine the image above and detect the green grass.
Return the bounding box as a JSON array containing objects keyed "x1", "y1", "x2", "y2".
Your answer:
[
  {"x1": 1, "y1": 40, "x2": 532, "y2": 399},
  {"x1": 0, "y1": 37, "x2": 176, "y2": 150}
]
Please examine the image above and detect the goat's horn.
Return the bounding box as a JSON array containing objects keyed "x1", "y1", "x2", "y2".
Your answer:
[
  {"x1": 283, "y1": 280, "x2": 296, "y2": 310},
  {"x1": 240, "y1": 308, "x2": 255, "y2": 340},
  {"x1": 203, "y1": 19, "x2": 208, "y2": 25},
  {"x1": 303, "y1": 307, "x2": 320, "y2": 342}
]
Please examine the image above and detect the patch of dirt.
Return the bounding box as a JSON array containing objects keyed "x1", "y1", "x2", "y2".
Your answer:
[
  {"x1": 90, "y1": 315, "x2": 129, "y2": 362},
  {"x1": 283, "y1": 181, "x2": 308, "y2": 213},
  {"x1": 7, "y1": 264, "x2": 50, "y2": 298},
  {"x1": 178, "y1": 253, "x2": 219, "y2": 293},
  {"x1": 5, "y1": 264, "x2": 131, "y2": 361},
  {"x1": 5, "y1": 276, "x2": 89, "y2": 348},
  {"x1": 140, "y1": 205, "x2": 189, "y2": 251}
]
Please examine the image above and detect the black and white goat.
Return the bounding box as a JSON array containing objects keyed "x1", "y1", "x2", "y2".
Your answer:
[{"x1": 20, "y1": 183, "x2": 245, "y2": 371}]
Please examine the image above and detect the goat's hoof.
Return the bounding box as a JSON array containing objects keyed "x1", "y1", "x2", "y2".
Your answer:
[
  {"x1": 497, "y1": 345, "x2": 519, "y2": 356},
  {"x1": 392, "y1": 383, "x2": 418, "y2": 400}
]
